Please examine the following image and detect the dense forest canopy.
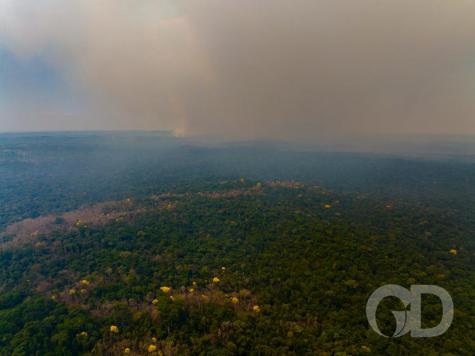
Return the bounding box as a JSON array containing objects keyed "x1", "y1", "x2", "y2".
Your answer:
[{"x1": 0, "y1": 132, "x2": 474, "y2": 355}]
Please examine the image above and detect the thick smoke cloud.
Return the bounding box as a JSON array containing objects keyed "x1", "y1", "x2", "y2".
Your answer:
[{"x1": 1, "y1": 0, "x2": 475, "y2": 140}]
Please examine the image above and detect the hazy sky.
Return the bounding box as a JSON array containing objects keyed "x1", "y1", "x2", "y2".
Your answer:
[{"x1": 1, "y1": 0, "x2": 475, "y2": 141}]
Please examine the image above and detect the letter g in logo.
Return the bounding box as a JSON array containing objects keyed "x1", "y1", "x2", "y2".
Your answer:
[{"x1": 366, "y1": 284, "x2": 454, "y2": 338}]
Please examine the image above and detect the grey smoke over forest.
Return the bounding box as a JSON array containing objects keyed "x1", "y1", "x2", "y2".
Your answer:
[{"x1": 1, "y1": 0, "x2": 475, "y2": 141}]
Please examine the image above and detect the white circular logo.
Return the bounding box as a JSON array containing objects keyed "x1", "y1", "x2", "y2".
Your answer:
[{"x1": 366, "y1": 284, "x2": 454, "y2": 338}]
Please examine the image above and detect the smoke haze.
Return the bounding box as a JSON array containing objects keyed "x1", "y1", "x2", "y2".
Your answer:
[{"x1": 1, "y1": 0, "x2": 475, "y2": 141}]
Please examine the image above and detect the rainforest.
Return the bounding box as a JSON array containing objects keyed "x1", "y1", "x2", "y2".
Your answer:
[{"x1": 0, "y1": 132, "x2": 473, "y2": 355}]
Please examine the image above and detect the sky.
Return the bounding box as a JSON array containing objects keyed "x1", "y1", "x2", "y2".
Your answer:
[{"x1": 1, "y1": 0, "x2": 475, "y2": 141}]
